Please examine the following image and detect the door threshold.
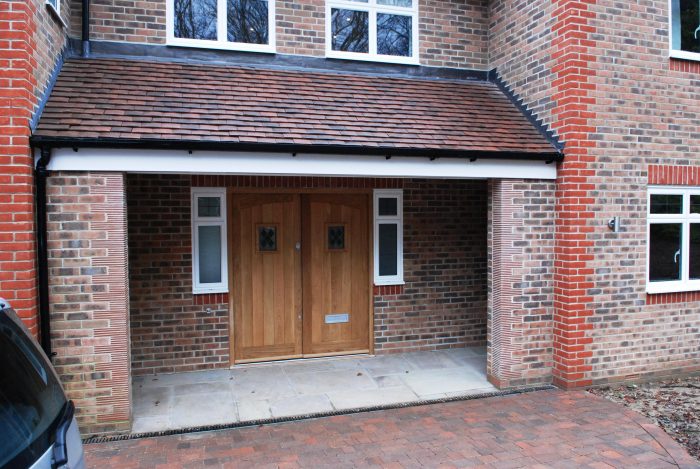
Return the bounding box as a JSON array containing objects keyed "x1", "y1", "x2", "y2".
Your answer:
[{"x1": 232, "y1": 352, "x2": 373, "y2": 368}]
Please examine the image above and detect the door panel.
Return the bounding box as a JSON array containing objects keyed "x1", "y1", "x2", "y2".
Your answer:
[
  {"x1": 302, "y1": 194, "x2": 370, "y2": 355},
  {"x1": 232, "y1": 194, "x2": 302, "y2": 362}
]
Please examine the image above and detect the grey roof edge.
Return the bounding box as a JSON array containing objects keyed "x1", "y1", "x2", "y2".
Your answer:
[{"x1": 488, "y1": 69, "x2": 565, "y2": 154}]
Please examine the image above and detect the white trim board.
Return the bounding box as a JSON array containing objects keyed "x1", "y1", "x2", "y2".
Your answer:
[{"x1": 42, "y1": 148, "x2": 557, "y2": 180}]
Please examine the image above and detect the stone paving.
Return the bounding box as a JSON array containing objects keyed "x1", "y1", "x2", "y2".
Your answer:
[
  {"x1": 85, "y1": 389, "x2": 699, "y2": 468},
  {"x1": 132, "y1": 347, "x2": 494, "y2": 433}
]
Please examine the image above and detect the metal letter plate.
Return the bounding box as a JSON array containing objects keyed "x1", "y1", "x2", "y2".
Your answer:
[{"x1": 325, "y1": 313, "x2": 349, "y2": 324}]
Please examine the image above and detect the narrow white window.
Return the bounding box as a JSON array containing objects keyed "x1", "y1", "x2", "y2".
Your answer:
[
  {"x1": 46, "y1": 0, "x2": 60, "y2": 16},
  {"x1": 192, "y1": 187, "x2": 228, "y2": 294},
  {"x1": 670, "y1": 0, "x2": 700, "y2": 61},
  {"x1": 647, "y1": 186, "x2": 700, "y2": 293},
  {"x1": 374, "y1": 189, "x2": 404, "y2": 285},
  {"x1": 167, "y1": 0, "x2": 275, "y2": 53},
  {"x1": 326, "y1": 0, "x2": 419, "y2": 64}
]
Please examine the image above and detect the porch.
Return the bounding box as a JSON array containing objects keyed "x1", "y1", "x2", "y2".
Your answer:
[{"x1": 132, "y1": 347, "x2": 492, "y2": 433}]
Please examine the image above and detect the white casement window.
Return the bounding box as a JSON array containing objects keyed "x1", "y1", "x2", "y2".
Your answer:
[
  {"x1": 192, "y1": 188, "x2": 228, "y2": 294},
  {"x1": 374, "y1": 189, "x2": 404, "y2": 285},
  {"x1": 167, "y1": 0, "x2": 275, "y2": 53},
  {"x1": 670, "y1": 0, "x2": 700, "y2": 60},
  {"x1": 46, "y1": 0, "x2": 60, "y2": 16},
  {"x1": 647, "y1": 186, "x2": 700, "y2": 294},
  {"x1": 326, "y1": 0, "x2": 419, "y2": 65}
]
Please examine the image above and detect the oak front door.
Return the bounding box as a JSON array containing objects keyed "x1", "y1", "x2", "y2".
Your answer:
[{"x1": 232, "y1": 193, "x2": 370, "y2": 363}]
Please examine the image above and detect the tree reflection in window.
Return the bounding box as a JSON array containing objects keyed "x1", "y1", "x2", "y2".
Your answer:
[
  {"x1": 174, "y1": 0, "x2": 218, "y2": 40},
  {"x1": 377, "y1": 13, "x2": 411, "y2": 56},
  {"x1": 228, "y1": 0, "x2": 269, "y2": 44},
  {"x1": 331, "y1": 9, "x2": 369, "y2": 53}
]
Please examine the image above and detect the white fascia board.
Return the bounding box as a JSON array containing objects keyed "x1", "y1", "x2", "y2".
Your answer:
[{"x1": 43, "y1": 148, "x2": 557, "y2": 180}]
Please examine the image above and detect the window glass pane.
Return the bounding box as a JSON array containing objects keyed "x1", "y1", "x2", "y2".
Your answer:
[
  {"x1": 691, "y1": 224, "x2": 700, "y2": 279},
  {"x1": 174, "y1": 0, "x2": 218, "y2": 40},
  {"x1": 674, "y1": 0, "x2": 700, "y2": 54},
  {"x1": 649, "y1": 223, "x2": 682, "y2": 282},
  {"x1": 377, "y1": 0, "x2": 412, "y2": 6},
  {"x1": 691, "y1": 195, "x2": 700, "y2": 214},
  {"x1": 378, "y1": 197, "x2": 398, "y2": 216},
  {"x1": 197, "y1": 196, "x2": 221, "y2": 217},
  {"x1": 227, "y1": 0, "x2": 269, "y2": 44},
  {"x1": 650, "y1": 194, "x2": 683, "y2": 214},
  {"x1": 378, "y1": 223, "x2": 398, "y2": 276},
  {"x1": 198, "y1": 225, "x2": 222, "y2": 283},
  {"x1": 331, "y1": 9, "x2": 369, "y2": 53},
  {"x1": 377, "y1": 14, "x2": 412, "y2": 56}
]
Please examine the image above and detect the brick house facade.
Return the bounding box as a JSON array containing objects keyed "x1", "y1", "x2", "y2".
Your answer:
[{"x1": 1, "y1": 0, "x2": 699, "y2": 435}]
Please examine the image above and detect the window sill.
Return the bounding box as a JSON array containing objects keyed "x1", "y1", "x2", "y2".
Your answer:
[
  {"x1": 670, "y1": 49, "x2": 700, "y2": 62},
  {"x1": 374, "y1": 280, "x2": 405, "y2": 287},
  {"x1": 167, "y1": 38, "x2": 276, "y2": 54},
  {"x1": 326, "y1": 50, "x2": 419, "y2": 66},
  {"x1": 193, "y1": 288, "x2": 229, "y2": 295},
  {"x1": 646, "y1": 282, "x2": 700, "y2": 295},
  {"x1": 46, "y1": 2, "x2": 67, "y2": 28}
]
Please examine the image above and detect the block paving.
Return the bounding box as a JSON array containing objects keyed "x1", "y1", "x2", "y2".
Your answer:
[{"x1": 84, "y1": 389, "x2": 698, "y2": 468}]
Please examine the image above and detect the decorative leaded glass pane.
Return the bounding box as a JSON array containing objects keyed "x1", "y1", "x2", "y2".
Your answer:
[
  {"x1": 377, "y1": 13, "x2": 412, "y2": 57},
  {"x1": 197, "y1": 196, "x2": 221, "y2": 217},
  {"x1": 328, "y1": 225, "x2": 345, "y2": 250},
  {"x1": 227, "y1": 0, "x2": 269, "y2": 44},
  {"x1": 174, "y1": 0, "x2": 218, "y2": 40},
  {"x1": 258, "y1": 226, "x2": 277, "y2": 251},
  {"x1": 331, "y1": 9, "x2": 369, "y2": 53},
  {"x1": 650, "y1": 194, "x2": 683, "y2": 214}
]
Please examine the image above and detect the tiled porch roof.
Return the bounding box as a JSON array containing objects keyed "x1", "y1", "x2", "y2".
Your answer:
[{"x1": 33, "y1": 58, "x2": 560, "y2": 158}]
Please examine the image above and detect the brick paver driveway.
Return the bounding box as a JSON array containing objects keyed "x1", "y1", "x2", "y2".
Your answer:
[{"x1": 84, "y1": 389, "x2": 698, "y2": 468}]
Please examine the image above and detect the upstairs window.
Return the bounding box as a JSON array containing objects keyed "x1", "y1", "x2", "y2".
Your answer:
[
  {"x1": 373, "y1": 189, "x2": 404, "y2": 285},
  {"x1": 167, "y1": 0, "x2": 275, "y2": 53},
  {"x1": 647, "y1": 187, "x2": 700, "y2": 294},
  {"x1": 671, "y1": 0, "x2": 700, "y2": 60},
  {"x1": 326, "y1": 0, "x2": 419, "y2": 65},
  {"x1": 192, "y1": 188, "x2": 228, "y2": 294}
]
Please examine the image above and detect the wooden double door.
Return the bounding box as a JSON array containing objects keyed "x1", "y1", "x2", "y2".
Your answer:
[{"x1": 231, "y1": 193, "x2": 370, "y2": 363}]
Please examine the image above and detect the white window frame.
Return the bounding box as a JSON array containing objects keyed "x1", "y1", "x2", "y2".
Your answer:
[
  {"x1": 46, "y1": 0, "x2": 60, "y2": 16},
  {"x1": 191, "y1": 187, "x2": 228, "y2": 294},
  {"x1": 373, "y1": 189, "x2": 404, "y2": 285},
  {"x1": 325, "y1": 0, "x2": 419, "y2": 65},
  {"x1": 166, "y1": 0, "x2": 276, "y2": 53},
  {"x1": 669, "y1": 0, "x2": 700, "y2": 61},
  {"x1": 647, "y1": 186, "x2": 700, "y2": 294}
]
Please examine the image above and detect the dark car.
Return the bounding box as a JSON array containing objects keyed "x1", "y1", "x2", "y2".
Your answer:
[{"x1": 0, "y1": 299, "x2": 85, "y2": 469}]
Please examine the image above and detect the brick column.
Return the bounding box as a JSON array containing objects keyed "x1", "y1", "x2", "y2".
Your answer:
[
  {"x1": 487, "y1": 179, "x2": 555, "y2": 388},
  {"x1": 47, "y1": 172, "x2": 131, "y2": 435}
]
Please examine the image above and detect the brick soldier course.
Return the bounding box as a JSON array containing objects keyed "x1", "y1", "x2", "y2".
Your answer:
[{"x1": 1, "y1": 0, "x2": 699, "y2": 437}]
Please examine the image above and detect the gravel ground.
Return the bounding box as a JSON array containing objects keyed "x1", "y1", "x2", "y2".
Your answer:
[{"x1": 588, "y1": 376, "x2": 700, "y2": 463}]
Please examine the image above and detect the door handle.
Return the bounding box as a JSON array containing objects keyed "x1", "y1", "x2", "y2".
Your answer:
[
  {"x1": 674, "y1": 249, "x2": 681, "y2": 264},
  {"x1": 295, "y1": 242, "x2": 301, "y2": 251}
]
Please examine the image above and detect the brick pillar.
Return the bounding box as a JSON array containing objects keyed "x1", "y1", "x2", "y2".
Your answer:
[
  {"x1": 487, "y1": 179, "x2": 555, "y2": 388},
  {"x1": 47, "y1": 172, "x2": 131, "y2": 435}
]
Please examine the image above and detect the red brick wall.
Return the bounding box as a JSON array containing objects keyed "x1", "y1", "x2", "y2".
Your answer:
[
  {"x1": 72, "y1": 0, "x2": 489, "y2": 69},
  {"x1": 47, "y1": 172, "x2": 131, "y2": 436},
  {"x1": 127, "y1": 174, "x2": 230, "y2": 376},
  {"x1": 0, "y1": 0, "x2": 67, "y2": 333},
  {"x1": 487, "y1": 179, "x2": 555, "y2": 388},
  {"x1": 373, "y1": 179, "x2": 488, "y2": 353},
  {"x1": 489, "y1": 0, "x2": 700, "y2": 387},
  {"x1": 128, "y1": 175, "x2": 487, "y2": 373}
]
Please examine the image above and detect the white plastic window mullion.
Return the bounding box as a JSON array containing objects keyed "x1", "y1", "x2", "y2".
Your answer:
[
  {"x1": 217, "y1": 0, "x2": 227, "y2": 43},
  {"x1": 369, "y1": 9, "x2": 377, "y2": 56}
]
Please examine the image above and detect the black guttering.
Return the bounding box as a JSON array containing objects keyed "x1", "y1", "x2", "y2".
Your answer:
[
  {"x1": 488, "y1": 69, "x2": 564, "y2": 153},
  {"x1": 29, "y1": 137, "x2": 564, "y2": 162},
  {"x1": 35, "y1": 148, "x2": 52, "y2": 358},
  {"x1": 81, "y1": 0, "x2": 90, "y2": 57}
]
